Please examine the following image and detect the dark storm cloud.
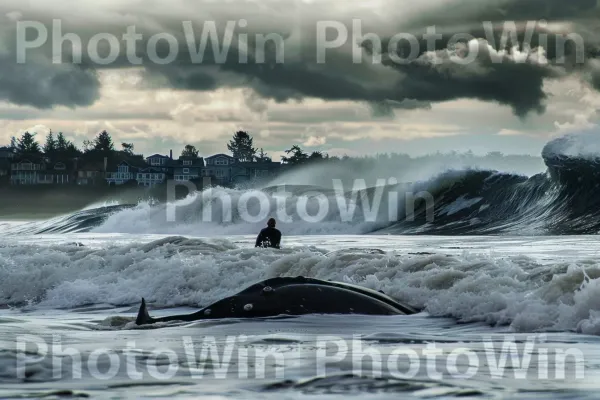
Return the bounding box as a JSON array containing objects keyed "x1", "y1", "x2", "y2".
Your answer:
[
  {"x1": 403, "y1": 0, "x2": 599, "y2": 29},
  {"x1": 369, "y1": 100, "x2": 432, "y2": 119},
  {"x1": 379, "y1": 41, "x2": 565, "y2": 117},
  {"x1": 0, "y1": 0, "x2": 599, "y2": 117},
  {"x1": 0, "y1": 13, "x2": 100, "y2": 109},
  {"x1": 359, "y1": 0, "x2": 600, "y2": 116},
  {"x1": 0, "y1": 56, "x2": 100, "y2": 109},
  {"x1": 0, "y1": 43, "x2": 99, "y2": 109}
]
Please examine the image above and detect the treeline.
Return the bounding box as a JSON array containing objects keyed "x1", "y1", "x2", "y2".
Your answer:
[
  {"x1": 6, "y1": 130, "x2": 274, "y2": 164},
  {"x1": 8, "y1": 130, "x2": 198, "y2": 163},
  {"x1": 5, "y1": 129, "x2": 543, "y2": 173}
]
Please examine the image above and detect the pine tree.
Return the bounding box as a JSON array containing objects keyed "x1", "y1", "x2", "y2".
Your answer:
[
  {"x1": 65, "y1": 142, "x2": 80, "y2": 158},
  {"x1": 122, "y1": 143, "x2": 134, "y2": 155},
  {"x1": 43, "y1": 131, "x2": 57, "y2": 156},
  {"x1": 227, "y1": 131, "x2": 257, "y2": 162},
  {"x1": 309, "y1": 151, "x2": 324, "y2": 160},
  {"x1": 82, "y1": 140, "x2": 92, "y2": 153},
  {"x1": 281, "y1": 145, "x2": 308, "y2": 165},
  {"x1": 16, "y1": 132, "x2": 41, "y2": 155},
  {"x1": 56, "y1": 132, "x2": 68, "y2": 152},
  {"x1": 181, "y1": 145, "x2": 199, "y2": 158},
  {"x1": 93, "y1": 131, "x2": 114, "y2": 152}
]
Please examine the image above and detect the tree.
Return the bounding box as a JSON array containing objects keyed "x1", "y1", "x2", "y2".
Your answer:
[
  {"x1": 281, "y1": 145, "x2": 308, "y2": 165},
  {"x1": 48, "y1": 132, "x2": 80, "y2": 159},
  {"x1": 64, "y1": 142, "x2": 81, "y2": 159},
  {"x1": 56, "y1": 132, "x2": 69, "y2": 152},
  {"x1": 43, "y1": 131, "x2": 56, "y2": 156},
  {"x1": 82, "y1": 139, "x2": 93, "y2": 153},
  {"x1": 181, "y1": 144, "x2": 199, "y2": 158},
  {"x1": 227, "y1": 131, "x2": 257, "y2": 162},
  {"x1": 10, "y1": 136, "x2": 16, "y2": 150},
  {"x1": 309, "y1": 151, "x2": 324, "y2": 160},
  {"x1": 255, "y1": 148, "x2": 271, "y2": 162},
  {"x1": 93, "y1": 131, "x2": 114, "y2": 152},
  {"x1": 122, "y1": 143, "x2": 134, "y2": 155},
  {"x1": 16, "y1": 132, "x2": 41, "y2": 155}
]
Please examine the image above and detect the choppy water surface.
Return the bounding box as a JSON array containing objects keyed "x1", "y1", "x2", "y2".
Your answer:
[{"x1": 1, "y1": 233, "x2": 600, "y2": 399}]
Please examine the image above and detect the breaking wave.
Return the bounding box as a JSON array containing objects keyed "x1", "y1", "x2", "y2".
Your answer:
[{"x1": 5, "y1": 132, "x2": 600, "y2": 236}]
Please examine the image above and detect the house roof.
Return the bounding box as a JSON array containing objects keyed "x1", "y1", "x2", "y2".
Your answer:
[
  {"x1": 177, "y1": 156, "x2": 204, "y2": 166},
  {"x1": 13, "y1": 156, "x2": 46, "y2": 164},
  {"x1": 206, "y1": 153, "x2": 235, "y2": 160},
  {"x1": 146, "y1": 154, "x2": 171, "y2": 159},
  {"x1": 116, "y1": 159, "x2": 147, "y2": 168}
]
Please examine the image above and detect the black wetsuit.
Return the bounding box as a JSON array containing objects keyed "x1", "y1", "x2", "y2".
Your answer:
[{"x1": 255, "y1": 227, "x2": 281, "y2": 249}]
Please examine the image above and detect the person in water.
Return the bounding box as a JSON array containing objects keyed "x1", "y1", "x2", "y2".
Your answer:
[{"x1": 255, "y1": 218, "x2": 282, "y2": 249}]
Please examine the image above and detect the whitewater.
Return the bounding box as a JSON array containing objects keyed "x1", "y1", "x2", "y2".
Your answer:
[{"x1": 3, "y1": 133, "x2": 600, "y2": 399}]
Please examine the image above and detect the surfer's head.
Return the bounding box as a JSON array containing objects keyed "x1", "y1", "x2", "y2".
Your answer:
[{"x1": 267, "y1": 218, "x2": 276, "y2": 228}]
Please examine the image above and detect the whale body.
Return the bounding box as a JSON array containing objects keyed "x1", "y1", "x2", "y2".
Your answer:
[{"x1": 135, "y1": 276, "x2": 419, "y2": 325}]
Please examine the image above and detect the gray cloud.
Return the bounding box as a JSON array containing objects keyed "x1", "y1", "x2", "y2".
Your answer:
[
  {"x1": 0, "y1": 0, "x2": 598, "y2": 118},
  {"x1": 380, "y1": 40, "x2": 565, "y2": 117},
  {"x1": 0, "y1": 48, "x2": 99, "y2": 109},
  {"x1": 369, "y1": 100, "x2": 432, "y2": 119}
]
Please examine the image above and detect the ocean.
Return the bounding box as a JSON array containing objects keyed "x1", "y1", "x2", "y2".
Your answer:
[{"x1": 2, "y1": 135, "x2": 600, "y2": 399}]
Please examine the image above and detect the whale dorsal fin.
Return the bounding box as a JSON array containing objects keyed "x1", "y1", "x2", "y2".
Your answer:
[{"x1": 135, "y1": 298, "x2": 155, "y2": 325}]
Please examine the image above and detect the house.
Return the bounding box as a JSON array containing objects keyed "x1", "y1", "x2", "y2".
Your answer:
[
  {"x1": 47, "y1": 161, "x2": 73, "y2": 184},
  {"x1": 231, "y1": 161, "x2": 282, "y2": 184},
  {"x1": 77, "y1": 159, "x2": 106, "y2": 185},
  {"x1": 106, "y1": 160, "x2": 144, "y2": 185},
  {"x1": 174, "y1": 156, "x2": 204, "y2": 182},
  {"x1": 0, "y1": 159, "x2": 9, "y2": 181},
  {"x1": 0, "y1": 146, "x2": 14, "y2": 159},
  {"x1": 10, "y1": 158, "x2": 53, "y2": 185},
  {"x1": 146, "y1": 152, "x2": 174, "y2": 171},
  {"x1": 136, "y1": 166, "x2": 167, "y2": 187},
  {"x1": 203, "y1": 154, "x2": 237, "y2": 184},
  {"x1": 0, "y1": 146, "x2": 14, "y2": 181},
  {"x1": 10, "y1": 155, "x2": 77, "y2": 185}
]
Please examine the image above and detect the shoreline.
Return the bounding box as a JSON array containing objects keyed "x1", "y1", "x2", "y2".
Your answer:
[{"x1": 0, "y1": 183, "x2": 195, "y2": 219}]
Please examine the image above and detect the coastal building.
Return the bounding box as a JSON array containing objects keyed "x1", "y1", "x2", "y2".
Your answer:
[
  {"x1": 5, "y1": 148, "x2": 280, "y2": 187},
  {"x1": 10, "y1": 158, "x2": 45, "y2": 185},
  {"x1": 106, "y1": 160, "x2": 141, "y2": 186},
  {"x1": 203, "y1": 154, "x2": 236, "y2": 185},
  {"x1": 10, "y1": 158, "x2": 73, "y2": 185},
  {"x1": 174, "y1": 156, "x2": 204, "y2": 182},
  {"x1": 0, "y1": 146, "x2": 14, "y2": 181},
  {"x1": 136, "y1": 166, "x2": 167, "y2": 187},
  {"x1": 145, "y1": 152, "x2": 173, "y2": 173},
  {"x1": 77, "y1": 160, "x2": 106, "y2": 185}
]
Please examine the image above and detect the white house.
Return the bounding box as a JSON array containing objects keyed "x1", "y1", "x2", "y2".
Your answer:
[
  {"x1": 106, "y1": 161, "x2": 137, "y2": 185},
  {"x1": 136, "y1": 167, "x2": 166, "y2": 187}
]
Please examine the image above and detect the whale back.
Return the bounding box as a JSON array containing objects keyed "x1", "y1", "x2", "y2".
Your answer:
[
  {"x1": 248, "y1": 276, "x2": 419, "y2": 315},
  {"x1": 135, "y1": 276, "x2": 420, "y2": 326}
]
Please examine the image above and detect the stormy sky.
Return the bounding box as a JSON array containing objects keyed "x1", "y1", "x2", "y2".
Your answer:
[{"x1": 0, "y1": 0, "x2": 599, "y2": 161}]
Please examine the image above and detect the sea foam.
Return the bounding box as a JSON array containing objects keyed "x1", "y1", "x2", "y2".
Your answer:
[{"x1": 1, "y1": 236, "x2": 600, "y2": 335}]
